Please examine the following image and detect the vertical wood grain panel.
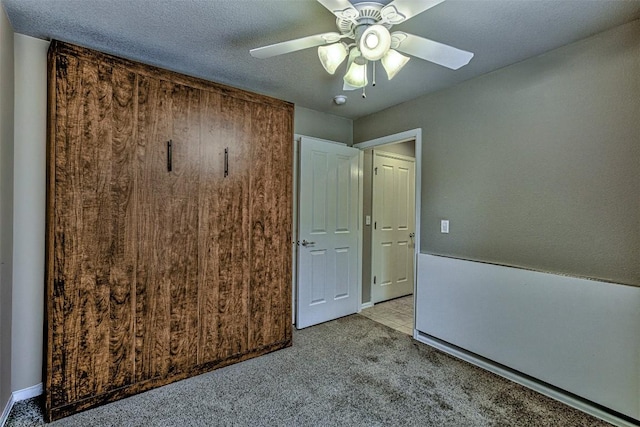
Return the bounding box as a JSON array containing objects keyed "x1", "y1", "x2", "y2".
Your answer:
[
  {"x1": 45, "y1": 45, "x2": 58, "y2": 417},
  {"x1": 167, "y1": 83, "x2": 201, "y2": 374},
  {"x1": 59, "y1": 55, "x2": 103, "y2": 405},
  {"x1": 50, "y1": 54, "x2": 138, "y2": 406},
  {"x1": 248, "y1": 104, "x2": 293, "y2": 349},
  {"x1": 217, "y1": 95, "x2": 251, "y2": 359},
  {"x1": 277, "y1": 106, "x2": 294, "y2": 343},
  {"x1": 135, "y1": 76, "x2": 171, "y2": 381},
  {"x1": 108, "y1": 65, "x2": 137, "y2": 389},
  {"x1": 74, "y1": 56, "x2": 101, "y2": 403},
  {"x1": 88, "y1": 61, "x2": 113, "y2": 398},
  {"x1": 50, "y1": 52, "x2": 77, "y2": 409},
  {"x1": 196, "y1": 90, "x2": 222, "y2": 363},
  {"x1": 135, "y1": 78, "x2": 201, "y2": 379}
]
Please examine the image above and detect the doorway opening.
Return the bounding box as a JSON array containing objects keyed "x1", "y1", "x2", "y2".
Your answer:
[{"x1": 354, "y1": 129, "x2": 422, "y2": 336}]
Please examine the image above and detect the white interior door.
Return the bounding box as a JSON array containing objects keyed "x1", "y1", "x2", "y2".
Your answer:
[
  {"x1": 371, "y1": 150, "x2": 416, "y2": 303},
  {"x1": 297, "y1": 137, "x2": 360, "y2": 329}
]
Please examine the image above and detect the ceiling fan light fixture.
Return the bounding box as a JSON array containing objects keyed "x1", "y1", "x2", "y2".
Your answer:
[
  {"x1": 381, "y1": 49, "x2": 410, "y2": 80},
  {"x1": 359, "y1": 25, "x2": 391, "y2": 61},
  {"x1": 343, "y1": 48, "x2": 368, "y2": 89},
  {"x1": 318, "y1": 42, "x2": 348, "y2": 75}
]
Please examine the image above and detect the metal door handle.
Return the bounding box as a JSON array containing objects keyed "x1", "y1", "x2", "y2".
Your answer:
[{"x1": 301, "y1": 240, "x2": 315, "y2": 247}]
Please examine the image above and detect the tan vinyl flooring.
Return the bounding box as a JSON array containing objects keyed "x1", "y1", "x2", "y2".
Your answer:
[{"x1": 360, "y1": 294, "x2": 414, "y2": 335}]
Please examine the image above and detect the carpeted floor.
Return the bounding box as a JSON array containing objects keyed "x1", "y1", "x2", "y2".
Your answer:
[{"x1": 6, "y1": 314, "x2": 611, "y2": 426}]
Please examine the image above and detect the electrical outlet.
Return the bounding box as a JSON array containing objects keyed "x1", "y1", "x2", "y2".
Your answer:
[
  {"x1": 441, "y1": 220, "x2": 449, "y2": 234},
  {"x1": 365, "y1": 215, "x2": 371, "y2": 226}
]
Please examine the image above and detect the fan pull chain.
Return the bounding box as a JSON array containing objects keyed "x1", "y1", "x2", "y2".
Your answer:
[
  {"x1": 362, "y1": 61, "x2": 367, "y2": 98},
  {"x1": 372, "y1": 61, "x2": 376, "y2": 87}
]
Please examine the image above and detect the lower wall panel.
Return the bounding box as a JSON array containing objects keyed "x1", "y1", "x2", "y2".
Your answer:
[{"x1": 415, "y1": 254, "x2": 640, "y2": 420}]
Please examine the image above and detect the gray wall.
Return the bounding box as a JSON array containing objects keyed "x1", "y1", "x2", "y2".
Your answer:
[
  {"x1": 362, "y1": 141, "x2": 415, "y2": 304},
  {"x1": 11, "y1": 34, "x2": 48, "y2": 391},
  {"x1": 0, "y1": 5, "x2": 14, "y2": 407},
  {"x1": 294, "y1": 106, "x2": 353, "y2": 145},
  {"x1": 355, "y1": 19, "x2": 640, "y2": 287}
]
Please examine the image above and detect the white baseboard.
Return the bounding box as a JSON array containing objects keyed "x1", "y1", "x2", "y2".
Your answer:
[
  {"x1": 12, "y1": 383, "x2": 42, "y2": 402},
  {"x1": 0, "y1": 383, "x2": 42, "y2": 427},
  {"x1": 415, "y1": 332, "x2": 638, "y2": 427},
  {"x1": 0, "y1": 394, "x2": 14, "y2": 427}
]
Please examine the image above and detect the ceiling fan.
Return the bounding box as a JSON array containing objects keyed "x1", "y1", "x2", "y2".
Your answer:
[{"x1": 250, "y1": 0, "x2": 474, "y2": 96}]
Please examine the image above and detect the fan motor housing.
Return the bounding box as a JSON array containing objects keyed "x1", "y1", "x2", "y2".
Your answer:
[{"x1": 336, "y1": 2, "x2": 392, "y2": 37}]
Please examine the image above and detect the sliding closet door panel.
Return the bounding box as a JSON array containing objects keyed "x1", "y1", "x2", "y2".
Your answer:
[
  {"x1": 198, "y1": 93, "x2": 252, "y2": 363},
  {"x1": 135, "y1": 78, "x2": 202, "y2": 381},
  {"x1": 48, "y1": 55, "x2": 137, "y2": 408},
  {"x1": 248, "y1": 104, "x2": 293, "y2": 349}
]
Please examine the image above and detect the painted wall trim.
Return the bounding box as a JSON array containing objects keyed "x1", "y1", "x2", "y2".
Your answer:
[
  {"x1": 415, "y1": 253, "x2": 640, "y2": 420},
  {"x1": 353, "y1": 128, "x2": 421, "y2": 150},
  {"x1": 415, "y1": 333, "x2": 637, "y2": 427},
  {"x1": 357, "y1": 150, "x2": 364, "y2": 312},
  {"x1": 0, "y1": 383, "x2": 42, "y2": 426}
]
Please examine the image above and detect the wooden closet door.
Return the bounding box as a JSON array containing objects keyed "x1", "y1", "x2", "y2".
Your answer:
[
  {"x1": 135, "y1": 76, "x2": 202, "y2": 381},
  {"x1": 47, "y1": 53, "x2": 138, "y2": 411}
]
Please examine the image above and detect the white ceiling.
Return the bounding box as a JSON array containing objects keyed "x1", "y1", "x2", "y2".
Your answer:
[{"x1": 3, "y1": 0, "x2": 640, "y2": 119}]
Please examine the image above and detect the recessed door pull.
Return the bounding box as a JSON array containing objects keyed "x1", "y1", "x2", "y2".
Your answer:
[
  {"x1": 167, "y1": 140, "x2": 172, "y2": 172},
  {"x1": 224, "y1": 147, "x2": 229, "y2": 177}
]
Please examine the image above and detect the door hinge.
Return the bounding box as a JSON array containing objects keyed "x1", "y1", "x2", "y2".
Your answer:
[
  {"x1": 374, "y1": 221, "x2": 376, "y2": 230},
  {"x1": 373, "y1": 276, "x2": 376, "y2": 284},
  {"x1": 374, "y1": 167, "x2": 378, "y2": 175}
]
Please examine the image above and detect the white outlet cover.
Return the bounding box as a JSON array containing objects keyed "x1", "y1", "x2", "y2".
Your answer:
[{"x1": 441, "y1": 220, "x2": 449, "y2": 233}]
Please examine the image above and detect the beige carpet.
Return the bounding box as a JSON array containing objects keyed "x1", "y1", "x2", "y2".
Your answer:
[{"x1": 6, "y1": 314, "x2": 612, "y2": 426}]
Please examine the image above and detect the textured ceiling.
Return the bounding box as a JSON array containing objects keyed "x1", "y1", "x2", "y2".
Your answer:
[{"x1": 3, "y1": 0, "x2": 640, "y2": 119}]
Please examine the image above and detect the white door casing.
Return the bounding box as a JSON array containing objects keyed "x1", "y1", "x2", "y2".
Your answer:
[
  {"x1": 371, "y1": 150, "x2": 416, "y2": 303},
  {"x1": 296, "y1": 137, "x2": 361, "y2": 328}
]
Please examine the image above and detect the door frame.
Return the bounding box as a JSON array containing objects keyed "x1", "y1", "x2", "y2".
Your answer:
[
  {"x1": 354, "y1": 129, "x2": 422, "y2": 334},
  {"x1": 292, "y1": 134, "x2": 364, "y2": 326}
]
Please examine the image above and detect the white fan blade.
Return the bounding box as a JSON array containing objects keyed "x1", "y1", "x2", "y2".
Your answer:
[
  {"x1": 250, "y1": 32, "x2": 343, "y2": 59},
  {"x1": 317, "y1": 0, "x2": 359, "y2": 20},
  {"x1": 393, "y1": 32, "x2": 473, "y2": 70},
  {"x1": 381, "y1": 0, "x2": 445, "y2": 24}
]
